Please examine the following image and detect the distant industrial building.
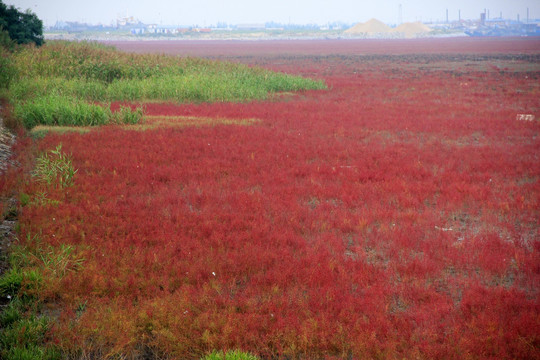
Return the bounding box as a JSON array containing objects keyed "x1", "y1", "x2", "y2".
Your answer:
[{"x1": 236, "y1": 24, "x2": 266, "y2": 31}]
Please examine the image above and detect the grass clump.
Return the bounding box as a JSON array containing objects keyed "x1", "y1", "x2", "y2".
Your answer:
[
  {"x1": 13, "y1": 93, "x2": 145, "y2": 129},
  {"x1": 0, "y1": 256, "x2": 60, "y2": 360},
  {"x1": 32, "y1": 144, "x2": 77, "y2": 189},
  {"x1": 111, "y1": 105, "x2": 144, "y2": 125},
  {"x1": 203, "y1": 350, "x2": 259, "y2": 360},
  {"x1": 0, "y1": 305, "x2": 61, "y2": 360},
  {"x1": 0, "y1": 233, "x2": 84, "y2": 360},
  {"x1": 4, "y1": 40, "x2": 325, "y2": 129},
  {"x1": 15, "y1": 94, "x2": 110, "y2": 128}
]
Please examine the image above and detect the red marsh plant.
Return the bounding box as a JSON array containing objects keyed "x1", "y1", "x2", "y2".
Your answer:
[{"x1": 3, "y1": 46, "x2": 539, "y2": 359}]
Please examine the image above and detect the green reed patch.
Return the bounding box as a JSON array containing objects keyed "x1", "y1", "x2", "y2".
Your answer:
[
  {"x1": 14, "y1": 94, "x2": 145, "y2": 129},
  {"x1": 111, "y1": 105, "x2": 144, "y2": 125},
  {"x1": 5, "y1": 41, "x2": 325, "y2": 129},
  {"x1": 15, "y1": 95, "x2": 110, "y2": 128},
  {"x1": 32, "y1": 144, "x2": 77, "y2": 189}
]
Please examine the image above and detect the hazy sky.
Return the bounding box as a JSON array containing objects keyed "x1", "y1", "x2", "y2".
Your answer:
[{"x1": 6, "y1": 0, "x2": 540, "y2": 26}]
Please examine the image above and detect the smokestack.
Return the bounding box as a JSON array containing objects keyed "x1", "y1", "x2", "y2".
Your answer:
[
  {"x1": 527, "y1": 8, "x2": 529, "y2": 23},
  {"x1": 446, "y1": 9, "x2": 449, "y2": 23},
  {"x1": 458, "y1": 10, "x2": 461, "y2": 22},
  {"x1": 518, "y1": 13, "x2": 520, "y2": 22},
  {"x1": 487, "y1": 9, "x2": 490, "y2": 19}
]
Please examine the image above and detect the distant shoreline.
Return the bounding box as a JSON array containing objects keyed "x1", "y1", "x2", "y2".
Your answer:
[
  {"x1": 101, "y1": 37, "x2": 540, "y2": 58},
  {"x1": 44, "y1": 31, "x2": 468, "y2": 43}
]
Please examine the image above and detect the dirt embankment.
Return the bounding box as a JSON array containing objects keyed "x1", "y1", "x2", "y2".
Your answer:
[
  {"x1": 0, "y1": 127, "x2": 15, "y2": 174},
  {"x1": 0, "y1": 106, "x2": 16, "y2": 279}
]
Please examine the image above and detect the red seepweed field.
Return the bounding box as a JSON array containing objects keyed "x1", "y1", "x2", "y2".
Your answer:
[{"x1": 9, "y1": 38, "x2": 540, "y2": 358}]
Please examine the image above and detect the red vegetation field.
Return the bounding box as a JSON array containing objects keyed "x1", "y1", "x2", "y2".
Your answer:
[{"x1": 11, "y1": 39, "x2": 540, "y2": 358}]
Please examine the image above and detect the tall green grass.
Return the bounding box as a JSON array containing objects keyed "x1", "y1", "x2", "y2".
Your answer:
[
  {"x1": 14, "y1": 94, "x2": 110, "y2": 128},
  {"x1": 32, "y1": 144, "x2": 77, "y2": 189},
  {"x1": 5, "y1": 40, "x2": 326, "y2": 129},
  {"x1": 14, "y1": 94, "x2": 144, "y2": 129}
]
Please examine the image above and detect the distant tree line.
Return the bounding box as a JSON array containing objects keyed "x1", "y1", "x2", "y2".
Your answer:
[{"x1": 0, "y1": 0, "x2": 43, "y2": 48}]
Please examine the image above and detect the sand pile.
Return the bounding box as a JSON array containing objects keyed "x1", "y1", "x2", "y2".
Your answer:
[
  {"x1": 345, "y1": 18, "x2": 391, "y2": 35},
  {"x1": 391, "y1": 22, "x2": 432, "y2": 38},
  {"x1": 345, "y1": 19, "x2": 432, "y2": 38}
]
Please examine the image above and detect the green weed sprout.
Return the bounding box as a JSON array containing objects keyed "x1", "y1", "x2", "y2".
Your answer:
[{"x1": 32, "y1": 144, "x2": 77, "y2": 189}]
